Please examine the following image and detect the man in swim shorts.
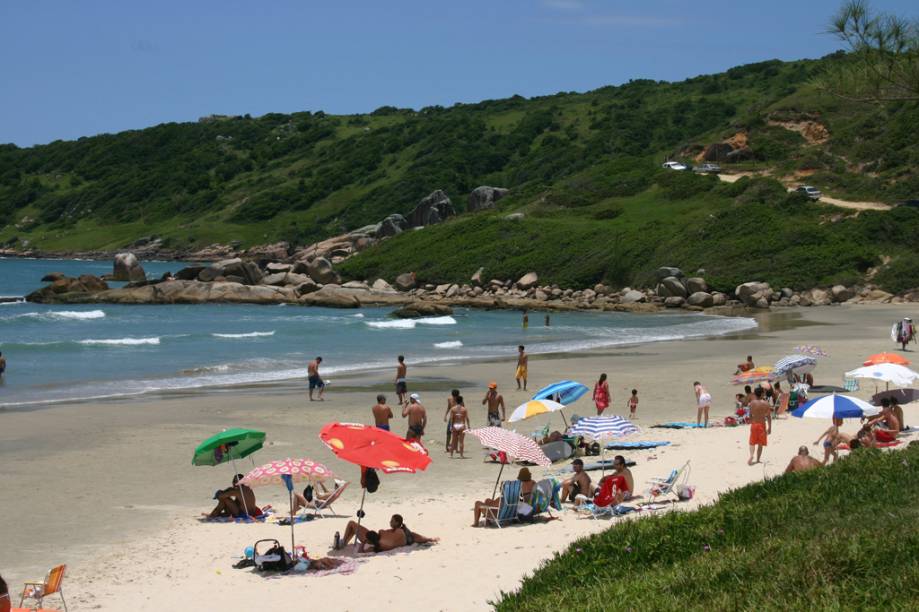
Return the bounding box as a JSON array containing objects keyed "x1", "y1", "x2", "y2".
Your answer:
[
  {"x1": 372, "y1": 394, "x2": 394, "y2": 430},
  {"x1": 308, "y1": 356, "x2": 325, "y2": 401},
  {"x1": 482, "y1": 381, "x2": 505, "y2": 427},
  {"x1": 561, "y1": 458, "x2": 592, "y2": 503},
  {"x1": 395, "y1": 355, "x2": 408, "y2": 404},
  {"x1": 403, "y1": 393, "x2": 427, "y2": 441},
  {"x1": 784, "y1": 446, "x2": 822, "y2": 473},
  {"x1": 515, "y1": 345, "x2": 528, "y2": 391},
  {"x1": 747, "y1": 387, "x2": 772, "y2": 465},
  {"x1": 341, "y1": 513, "x2": 438, "y2": 552}
]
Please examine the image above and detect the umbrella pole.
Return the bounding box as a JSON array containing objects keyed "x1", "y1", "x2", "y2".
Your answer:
[
  {"x1": 561, "y1": 411, "x2": 569, "y2": 429},
  {"x1": 491, "y1": 462, "x2": 506, "y2": 500},
  {"x1": 289, "y1": 489, "x2": 295, "y2": 556},
  {"x1": 231, "y1": 458, "x2": 251, "y2": 519},
  {"x1": 357, "y1": 488, "x2": 367, "y2": 528}
]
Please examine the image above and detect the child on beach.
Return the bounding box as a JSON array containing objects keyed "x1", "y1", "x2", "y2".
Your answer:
[{"x1": 627, "y1": 389, "x2": 638, "y2": 418}]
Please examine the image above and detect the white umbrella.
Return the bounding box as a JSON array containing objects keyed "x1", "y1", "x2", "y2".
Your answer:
[{"x1": 845, "y1": 363, "x2": 919, "y2": 388}]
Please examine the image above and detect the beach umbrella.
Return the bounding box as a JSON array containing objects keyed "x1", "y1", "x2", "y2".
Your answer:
[
  {"x1": 791, "y1": 394, "x2": 880, "y2": 420},
  {"x1": 732, "y1": 367, "x2": 774, "y2": 385},
  {"x1": 844, "y1": 363, "x2": 919, "y2": 389},
  {"x1": 466, "y1": 427, "x2": 550, "y2": 498},
  {"x1": 568, "y1": 416, "x2": 640, "y2": 476},
  {"x1": 240, "y1": 458, "x2": 334, "y2": 555},
  {"x1": 193, "y1": 428, "x2": 266, "y2": 517},
  {"x1": 793, "y1": 345, "x2": 829, "y2": 357},
  {"x1": 532, "y1": 380, "x2": 590, "y2": 405},
  {"x1": 772, "y1": 355, "x2": 817, "y2": 380},
  {"x1": 508, "y1": 399, "x2": 568, "y2": 429},
  {"x1": 319, "y1": 422, "x2": 431, "y2": 525},
  {"x1": 863, "y1": 352, "x2": 911, "y2": 366}
]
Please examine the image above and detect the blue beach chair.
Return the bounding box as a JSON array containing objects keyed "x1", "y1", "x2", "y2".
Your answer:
[{"x1": 485, "y1": 480, "x2": 522, "y2": 528}]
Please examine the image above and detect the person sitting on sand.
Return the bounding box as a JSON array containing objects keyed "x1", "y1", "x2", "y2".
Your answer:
[
  {"x1": 560, "y1": 459, "x2": 592, "y2": 503},
  {"x1": 342, "y1": 513, "x2": 438, "y2": 552},
  {"x1": 472, "y1": 467, "x2": 536, "y2": 526},
  {"x1": 448, "y1": 395, "x2": 470, "y2": 458},
  {"x1": 308, "y1": 356, "x2": 325, "y2": 401},
  {"x1": 204, "y1": 474, "x2": 260, "y2": 519},
  {"x1": 867, "y1": 401, "x2": 901, "y2": 444},
  {"x1": 856, "y1": 426, "x2": 876, "y2": 449},
  {"x1": 292, "y1": 479, "x2": 345, "y2": 514},
  {"x1": 735, "y1": 355, "x2": 754, "y2": 374},
  {"x1": 403, "y1": 393, "x2": 427, "y2": 441},
  {"x1": 784, "y1": 446, "x2": 822, "y2": 473},
  {"x1": 889, "y1": 397, "x2": 906, "y2": 431},
  {"x1": 372, "y1": 394, "x2": 394, "y2": 431},
  {"x1": 814, "y1": 417, "x2": 853, "y2": 464}
]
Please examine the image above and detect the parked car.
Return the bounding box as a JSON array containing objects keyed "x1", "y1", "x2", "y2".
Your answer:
[
  {"x1": 693, "y1": 163, "x2": 721, "y2": 174},
  {"x1": 795, "y1": 185, "x2": 822, "y2": 200},
  {"x1": 661, "y1": 161, "x2": 688, "y2": 171}
]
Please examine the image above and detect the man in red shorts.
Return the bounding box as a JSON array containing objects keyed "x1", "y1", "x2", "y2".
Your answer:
[
  {"x1": 868, "y1": 401, "x2": 900, "y2": 444},
  {"x1": 748, "y1": 387, "x2": 772, "y2": 465}
]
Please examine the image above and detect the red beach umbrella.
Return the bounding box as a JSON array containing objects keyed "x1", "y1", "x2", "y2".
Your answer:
[{"x1": 864, "y1": 352, "x2": 911, "y2": 366}]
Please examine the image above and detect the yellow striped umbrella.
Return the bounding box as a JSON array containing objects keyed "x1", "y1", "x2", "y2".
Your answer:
[
  {"x1": 508, "y1": 399, "x2": 566, "y2": 422},
  {"x1": 731, "y1": 366, "x2": 774, "y2": 385}
]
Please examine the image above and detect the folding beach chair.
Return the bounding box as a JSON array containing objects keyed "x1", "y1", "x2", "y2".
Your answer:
[
  {"x1": 484, "y1": 480, "x2": 521, "y2": 528},
  {"x1": 647, "y1": 461, "x2": 691, "y2": 502},
  {"x1": 843, "y1": 377, "x2": 860, "y2": 392},
  {"x1": 528, "y1": 478, "x2": 562, "y2": 519},
  {"x1": 19, "y1": 564, "x2": 67, "y2": 612},
  {"x1": 308, "y1": 480, "x2": 349, "y2": 517}
]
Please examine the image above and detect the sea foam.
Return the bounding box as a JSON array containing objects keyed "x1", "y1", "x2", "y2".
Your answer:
[
  {"x1": 78, "y1": 337, "x2": 161, "y2": 346},
  {"x1": 212, "y1": 331, "x2": 276, "y2": 339},
  {"x1": 366, "y1": 315, "x2": 457, "y2": 330},
  {"x1": 434, "y1": 340, "x2": 463, "y2": 348}
]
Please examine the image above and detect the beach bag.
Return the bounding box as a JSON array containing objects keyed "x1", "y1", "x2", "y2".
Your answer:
[
  {"x1": 676, "y1": 484, "x2": 696, "y2": 501},
  {"x1": 363, "y1": 467, "x2": 380, "y2": 493},
  {"x1": 253, "y1": 539, "x2": 294, "y2": 572},
  {"x1": 586, "y1": 442, "x2": 601, "y2": 456},
  {"x1": 724, "y1": 416, "x2": 737, "y2": 427}
]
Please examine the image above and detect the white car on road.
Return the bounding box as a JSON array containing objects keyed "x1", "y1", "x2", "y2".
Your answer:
[{"x1": 661, "y1": 161, "x2": 688, "y2": 171}]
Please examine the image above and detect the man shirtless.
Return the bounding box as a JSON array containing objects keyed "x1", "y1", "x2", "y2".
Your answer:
[
  {"x1": 515, "y1": 345, "x2": 528, "y2": 391},
  {"x1": 482, "y1": 382, "x2": 506, "y2": 427},
  {"x1": 307, "y1": 356, "x2": 325, "y2": 401},
  {"x1": 561, "y1": 459, "x2": 592, "y2": 502},
  {"x1": 395, "y1": 355, "x2": 408, "y2": 404},
  {"x1": 784, "y1": 446, "x2": 822, "y2": 473},
  {"x1": 868, "y1": 402, "x2": 901, "y2": 444},
  {"x1": 372, "y1": 394, "x2": 394, "y2": 431},
  {"x1": 204, "y1": 474, "x2": 259, "y2": 519},
  {"x1": 748, "y1": 387, "x2": 772, "y2": 465},
  {"x1": 341, "y1": 513, "x2": 438, "y2": 553},
  {"x1": 403, "y1": 393, "x2": 427, "y2": 441},
  {"x1": 443, "y1": 389, "x2": 460, "y2": 452},
  {"x1": 735, "y1": 355, "x2": 755, "y2": 374}
]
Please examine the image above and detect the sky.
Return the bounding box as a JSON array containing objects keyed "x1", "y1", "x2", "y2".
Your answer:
[{"x1": 1, "y1": 0, "x2": 915, "y2": 147}]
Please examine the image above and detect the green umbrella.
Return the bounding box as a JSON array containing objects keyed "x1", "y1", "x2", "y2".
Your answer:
[{"x1": 193, "y1": 428, "x2": 266, "y2": 466}]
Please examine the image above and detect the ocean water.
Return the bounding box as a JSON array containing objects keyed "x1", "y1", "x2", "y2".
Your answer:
[{"x1": 0, "y1": 258, "x2": 758, "y2": 407}]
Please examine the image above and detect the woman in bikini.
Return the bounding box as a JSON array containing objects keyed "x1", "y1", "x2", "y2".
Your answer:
[
  {"x1": 693, "y1": 381, "x2": 711, "y2": 428},
  {"x1": 448, "y1": 395, "x2": 470, "y2": 458},
  {"x1": 593, "y1": 373, "x2": 610, "y2": 415}
]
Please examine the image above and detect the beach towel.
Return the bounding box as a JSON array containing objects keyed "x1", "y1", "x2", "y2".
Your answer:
[
  {"x1": 652, "y1": 422, "x2": 705, "y2": 429},
  {"x1": 605, "y1": 441, "x2": 671, "y2": 450},
  {"x1": 276, "y1": 514, "x2": 315, "y2": 526},
  {"x1": 837, "y1": 440, "x2": 902, "y2": 450}
]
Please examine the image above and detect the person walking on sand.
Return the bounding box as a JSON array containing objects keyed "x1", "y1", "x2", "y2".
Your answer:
[
  {"x1": 447, "y1": 395, "x2": 470, "y2": 458},
  {"x1": 593, "y1": 373, "x2": 610, "y2": 415},
  {"x1": 444, "y1": 389, "x2": 460, "y2": 452},
  {"x1": 308, "y1": 356, "x2": 325, "y2": 401},
  {"x1": 403, "y1": 393, "x2": 427, "y2": 441},
  {"x1": 747, "y1": 387, "x2": 772, "y2": 465},
  {"x1": 693, "y1": 381, "x2": 711, "y2": 427},
  {"x1": 482, "y1": 382, "x2": 505, "y2": 426},
  {"x1": 372, "y1": 394, "x2": 394, "y2": 431},
  {"x1": 515, "y1": 345, "x2": 528, "y2": 391},
  {"x1": 395, "y1": 355, "x2": 408, "y2": 404},
  {"x1": 627, "y1": 389, "x2": 639, "y2": 419}
]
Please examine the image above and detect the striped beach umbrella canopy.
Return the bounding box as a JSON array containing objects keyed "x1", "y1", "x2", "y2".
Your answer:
[
  {"x1": 568, "y1": 416, "x2": 640, "y2": 441},
  {"x1": 467, "y1": 427, "x2": 551, "y2": 498},
  {"x1": 531, "y1": 380, "x2": 590, "y2": 405},
  {"x1": 863, "y1": 352, "x2": 910, "y2": 366},
  {"x1": 791, "y1": 394, "x2": 880, "y2": 420},
  {"x1": 793, "y1": 345, "x2": 829, "y2": 357},
  {"x1": 732, "y1": 367, "x2": 774, "y2": 385},
  {"x1": 772, "y1": 354, "x2": 817, "y2": 379},
  {"x1": 508, "y1": 399, "x2": 567, "y2": 423}
]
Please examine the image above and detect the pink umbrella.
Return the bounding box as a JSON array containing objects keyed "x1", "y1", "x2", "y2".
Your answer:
[
  {"x1": 240, "y1": 458, "x2": 335, "y2": 556},
  {"x1": 467, "y1": 427, "x2": 550, "y2": 497}
]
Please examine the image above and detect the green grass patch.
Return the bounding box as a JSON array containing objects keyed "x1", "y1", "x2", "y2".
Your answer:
[{"x1": 496, "y1": 444, "x2": 919, "y2": 611}]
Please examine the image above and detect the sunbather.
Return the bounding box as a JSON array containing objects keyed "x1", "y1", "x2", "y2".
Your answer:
[
  {"x1": 472, "y1": 467, "x2": 535, "y2": 526},
  {"x1": 784, "y1": 446, "x2": 822, "y2": 473},
  {"x1": 204, "y1": 474, "x2": 260, "y2": 519},
  {"x1": 292, "y1": 479, "x2": 344, "y2": 513},
  {"x1": 1, "y1": 573, "x2": 9, "y2": 612},
  {"x1": 341, "y1": 514, "x2": 438, "y2": 552},
  {"x1": 561, "y1": 459, "x2": 593, "y2": 503},
  {"x1": 868, "y1": 402, "x2": 901, "y2": 443}
]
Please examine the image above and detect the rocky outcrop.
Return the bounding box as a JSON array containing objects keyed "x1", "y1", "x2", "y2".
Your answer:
[
  {"x1": 175, "y1": 266, "x2": 205, "y2": 281},
  {"x1": 408, "y1": 190, "x2": 455, "y2": 227},
  {"x1": 299, "y1": 285, "x2": 361, "y2": 308},
  {"x1": 620, "y1": 289, "x2": 646, "y2": 304},
  {"x1": 372, "y1": 278, "x2": 396, "y2": 293},
  {"x1": 657, "y1": 276, "x2": 688, "y2": 298},
  {"x1": 198, "y1": 258, "x2": 263, "y2": 285},
  {"x1": 468, "y1": 186, "x2": 509, "y2": 212},
  {"x1": 40, "y1": 272, "x2": 66, "y2": 282},
  {"x1": 306, "y1": 257, "x2": 340, "y2": 285},
  {"x1": 377, "y1": 214, "x2": 409, "y2": 238},
  {"x1": 393, "y1": 302, "x2": 454, "y2": 318},
  {"x1": 113, "y1": 253, "x2": 146, "y2": 282},
  {"x1": 687, "y1": 291, "x2": 714, "y2": 307},
  {"x1": 261, "y1": 272, "x2": 312, "y2": 287},
  {"x1": 243, "y1": 242, "x2": 290, "y2": 260},
  {"x1": 395, "y1": 272, "x2": 417, "y2": 291},
  {"x1": 516, "y1": 272, "x2": 539, "y2": 290},
  {"x1": 27, "y1": 274, "x2": 110, "y2": 302}
]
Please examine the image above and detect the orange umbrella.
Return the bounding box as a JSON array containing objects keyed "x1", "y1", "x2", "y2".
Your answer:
[{"x1": 863, "y1": 353, "x2": 911, "y2": 366}]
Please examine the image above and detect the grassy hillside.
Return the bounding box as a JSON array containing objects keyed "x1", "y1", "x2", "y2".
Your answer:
[
  {"x1": 2, "y1": 53, "x2": 919, "y2": 291},
  {"x1": 496, "y1": 445, "x2": 919, "y2": 611}
]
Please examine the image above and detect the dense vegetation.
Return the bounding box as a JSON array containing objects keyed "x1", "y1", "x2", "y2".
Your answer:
[
  {"x1": 2, "y1": 53, "x2": 919, "y2": 291},
  {"x1": 496, "y1": 445, "x2": 919, "y2": 611}
]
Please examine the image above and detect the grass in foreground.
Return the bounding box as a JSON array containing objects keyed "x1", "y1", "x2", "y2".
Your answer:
[{"x1": 496, "y1": 444, "x2": 919, "y2": 611}]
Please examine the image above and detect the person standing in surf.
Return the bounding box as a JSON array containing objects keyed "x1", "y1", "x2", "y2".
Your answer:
[
  {"x1": 395, "y1": 355, "x2": 408, "y2": 404},
  {"x1": 693, "y1": 381, "x2": 711, "y2": 428},
  {"x1": 592, "y1": 373, "x2": 610, "y2": 415},
  {"x1": 0, "y1": 351, "x2": 5, "y2": 378},
  {"x1": 515, "y1": 345, "x2": 528, "y2": 391}
]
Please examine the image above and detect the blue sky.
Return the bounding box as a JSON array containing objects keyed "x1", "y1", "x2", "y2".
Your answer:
[{"x1": 1, "y1": 0, "x2": 915, "y2": 146}]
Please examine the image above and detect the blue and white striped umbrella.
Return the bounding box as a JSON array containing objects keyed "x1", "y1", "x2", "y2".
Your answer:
[
  {"x1": 791, "y1": 394, "x2": 880, "y2": 419},
  {"x1": 772, "y1": 354, "x2": 817, "y2": 379},
  {"x1": 532, "y1": 380, "x2": 590, "y2": 405},
  {"x1": 568, "y1": 416, "x2": 640, "y2": 441}
]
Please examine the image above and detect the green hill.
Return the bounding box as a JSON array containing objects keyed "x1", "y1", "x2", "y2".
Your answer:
[{"x1": 2, "y1": 53, "x2": 919, "y2": 292}]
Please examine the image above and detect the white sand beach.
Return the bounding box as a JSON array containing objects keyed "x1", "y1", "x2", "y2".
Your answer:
[{"x1": 1, "y1": 304, "x2": 915, "y2": 611}]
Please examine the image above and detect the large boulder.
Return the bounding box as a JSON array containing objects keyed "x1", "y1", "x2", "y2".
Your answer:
[
  {"x1": 371, "y1": 278, "x2": 396, "y2": 293},
  {"x1": 685, "y1": 277, "x2": 708, "y2": 294},
  {"x1": 656, "y1": 266, "x2": 684, "y2": 281},
  {"x1": 40, "y1": 272, "x2": 66, "y2": 282},
  {"x1": 377, "y1": 214, "x2": 409, "y2": 238},
  {"x1": 295, "y1": 279, "x2": 321, "y2": 296},
  {"x1": 394, "y1": 272, "x2": 417, "y2": 291},
  {"x1": 831, "y1": 285, "x2": 855, "y2": 302},
  {"x1": 113, "y1": 252, "x2": 146, "y2": 282},
  {"x1": 262, "y1": 272, "x2": 312, "y2": 287},
  {"x1": 175, "y1": 266, "x2": 205, "y2": 281},
  {"x1": 516, "y1": 272, "x2": 539, "y2": 290},
  {"x1": 735, "y1": 282, "x2": 770, "y2": 306},
  {"x1": 687, "y1": 291, "x2": 714, "y2": 307},
  {"x1": 468, "y1": 186, "x2": 509, "y2": 212},
  {"x1": 408, "y1": 190, "x2": 456, "y2": 227},
  {"x1": 659, "y1": 276, "x2": 688, "y2": 298},
  {"x1": 807, "y1": 288, "x2": 832, "y2": 306},
  {"x1": 299, "y1": 286, "x2": 361, "y2": 308},
  {"x1": 27, "y1": 274, "x2": 110, "y2": 302},
  {"x1": 307, "y1": 257, "x2": 340, "y2": 285},
  {"x1": 392, "y1": 302, "x2": 454, "y2": 318},
  {"x1": 621, "y1": 289, "x2": 647, "y2": 304},
  {"x1": 243, "y1": 241, "x2": 289, "y2": 260},
  {"x1": 664, "y1": 296, "x2": 685, "y2": 308}
]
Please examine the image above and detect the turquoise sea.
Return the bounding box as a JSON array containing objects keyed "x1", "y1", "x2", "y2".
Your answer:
[{"x1": 0, "y1": 258, "x2": 758, "y2": 407}]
